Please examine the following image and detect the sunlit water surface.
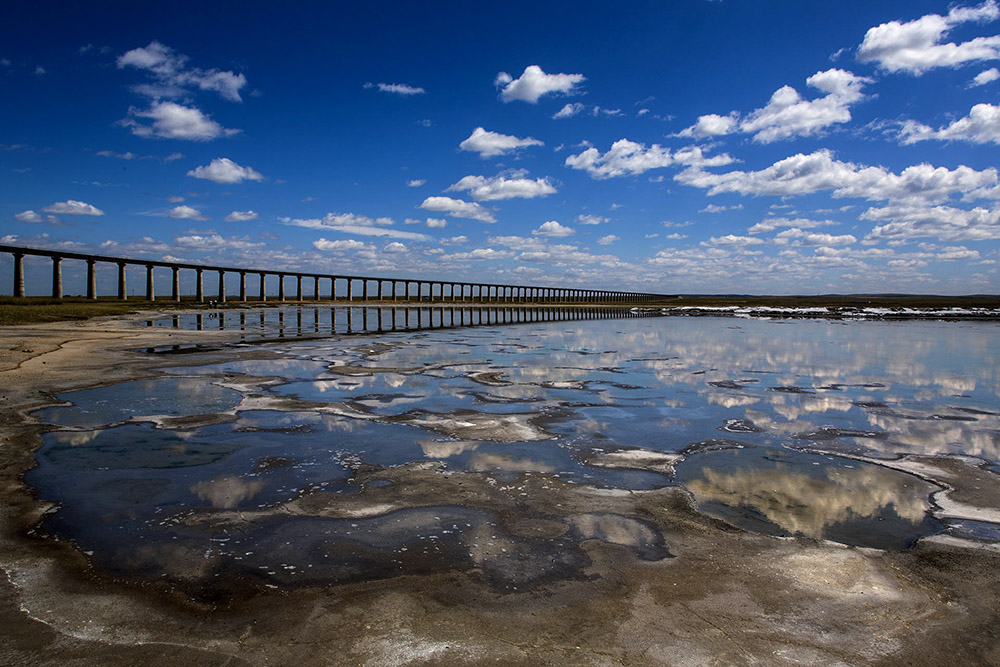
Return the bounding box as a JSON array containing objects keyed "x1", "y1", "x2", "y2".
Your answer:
[{"x1": 28, "y1": 313, "x2": 1000, "y2": 583}]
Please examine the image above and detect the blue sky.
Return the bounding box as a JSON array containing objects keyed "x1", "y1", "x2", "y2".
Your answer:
[{"x1": 2, "y1": 0, "x2": 1000, "y2": 295}]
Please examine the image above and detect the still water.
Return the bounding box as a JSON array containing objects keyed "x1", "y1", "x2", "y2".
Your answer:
[{"x1": 28, "y1": 311, "x2": 1000, "y2": 584}]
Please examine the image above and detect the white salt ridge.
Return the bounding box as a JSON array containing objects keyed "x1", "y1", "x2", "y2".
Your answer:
[{"x1": 659, "y1": 306, "x2": 1000, "y2": 319}]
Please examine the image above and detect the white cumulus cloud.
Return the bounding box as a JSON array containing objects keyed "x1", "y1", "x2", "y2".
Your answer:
[
  {"x1": 43, "y1": 200, "x2": 105, "y2": 216},
  {"x1": 899, "y1": 103, "x2": 1000, "y2": 144},
  {"x1": 973, "y1": 67, "x2": 1000, "y2": 84},
  {"x1": 174, "y1": 234, "x2": 262, "y2": 251},
  {"x1": 676, "y1": 149, "x2": 997, "y2": 204},
  {"x1": 187, "y1": 157, "x2": 264, "y2": 184},
  {"x1": 459, "y1": 127, "x2": 543, "y2": 158},
  {"x1": 15, "y1": 210, "x2": 43, "y2": 222},
  {"x1": 447, "y1": 172, "x2": 557, "y2": 201},
  {"x1": 748, "y1": 217, "x2": 837, "y2": 234},
  {"x1": 364, "y1": 82, "x2": 426, "y2": 95},
  {"x1": 440, "y1": 247, "x2": 514, "y2": 261},
  {"x1": 490, "y1": 235, "x2": 620, "y2": 266},
  {"x1": 96, "y1": 150, "x2": 140, "y2": 160},
  {"x1": 122, "y1": 101, "x2": 238, "y2": 141},
  {"x1": 740, "y1": 69, "x2": 871, "y2": 143},
  {"x1": 774, "y1": 228, "x2": 857, "y2": 246},
  {"x1": 418, "y1": 196, "x2": 496, "y2": 222},
  {"x1": 118, "y1": 40, "x2": 247, "y2": 101},
  {"x1": 678, "y1": 69, "x2": 870, "y2": 143},
  {"x1": 283, "y1": 212, "x2": 432, "y2": 241},
  {"x1": 564, "y1": 139, "x2": 674, "y2": 179},
  {"x1": 224, "y1": 210, "x2": 258, "y2": 222},
  {"x1": 532, "y1": 221, "x2": 575, "y2": 237},
  {"x1": 857, "y1": 1, "x2": 1000, "y2": 75},
  {"x1": 862, "y1": 203, "x2": 1000, "y2": 241},
  {"x1": 700, "y1": 203, "x2": 744, "y2": 213},
  {"x1": 705, "y1": 235, "x2": 765, "y2": 246},
  {"x1": 553, "y1": 102, "x2": 585, "y2": 119},
  {"x1": 494, "y1": 65, "x2": 585, "y2": 103},
  {"x1": 597, "y1": 234, "x2": 620, "y2": 245},
  {"x1": 677, "y1": 113, "x2": 739, "y2": 139},
  {"x1": 168, "y1": 205, "x2": 209, "y2": 221},
  {"x1": 313, "y1": 238, "x2": 372, "y2": 252}
]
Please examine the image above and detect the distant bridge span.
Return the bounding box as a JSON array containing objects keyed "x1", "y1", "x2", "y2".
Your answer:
[{"x1": 1, "y1": 244, "x2": 672, "y2": 305}]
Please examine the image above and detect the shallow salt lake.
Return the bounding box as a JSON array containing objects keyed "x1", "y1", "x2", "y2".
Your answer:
[{"x1": 27, "y1": 311, "x2": 1000, "y2": 584}]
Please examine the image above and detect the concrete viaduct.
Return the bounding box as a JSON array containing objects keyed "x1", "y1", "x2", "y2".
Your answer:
[{"x1": 2, "y1": 244, "x2": 671, "y2": 305}]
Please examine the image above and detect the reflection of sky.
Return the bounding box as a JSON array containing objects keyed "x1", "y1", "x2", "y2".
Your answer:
[
  {"x1": 72, "y1": 317, "x2": 1000, "y2": 463},
  {"x1": 38, "y1": 377, "x2": 242, "y2": 428},
  {"x1": 677, "y1": 448, "x2": 942, "y2": 549},
  {"x1": 160, "y1": 358, "x2": 333, "y2": 379},
  {"x1": 27, "y1": 315, "x2": 1000, "y2": 577}
]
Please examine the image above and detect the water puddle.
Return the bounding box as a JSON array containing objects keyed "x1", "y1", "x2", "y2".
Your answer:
[
  {"x1": 675, "y1": 447, "x2": 943, "y2": 549},
  {"x1": 26, "y1": 313, "x2": 1000, "y2": 590},
  {"x1": 37, "y1": 377, "x2": 242, "y2": 428}
]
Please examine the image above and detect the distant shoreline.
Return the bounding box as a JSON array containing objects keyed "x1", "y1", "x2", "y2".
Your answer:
[{"x1": 1, "y1": 294, "x2": 999, "y2": 326}]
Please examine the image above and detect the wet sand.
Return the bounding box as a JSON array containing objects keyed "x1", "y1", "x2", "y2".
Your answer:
[{"x1": 2, "y1": 312, "x2": 1000, "y2": 666}]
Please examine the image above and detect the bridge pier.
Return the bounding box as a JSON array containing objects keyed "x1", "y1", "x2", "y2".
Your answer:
[
  {"x1": 87, "y1": 259, "x2": 97, "y2": 300},
  {"x1": 146, "y1": 264, "x2": 155, "y2": 301},
  {"x1": 51, "y1": 256, "x2": 62, "y2": 299},
  {"x1": 218, "y1": 270, "x2": 226, "y2": 303},
  {"x1": 13, "y1": 253, "x2": 24, "y2": 298},
  {"x1": 172, "y1": 267, "x2": 180, "y2": 302},
  {"x1": 118, "y1": 262, "x2": 128, "y2": 301}
]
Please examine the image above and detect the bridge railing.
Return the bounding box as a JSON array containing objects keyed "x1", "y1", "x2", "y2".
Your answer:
[{"x1": 0, "y1": 243, "x2": 672, "y2": 305}]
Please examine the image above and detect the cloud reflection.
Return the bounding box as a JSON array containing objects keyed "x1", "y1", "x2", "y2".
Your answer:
[
  {"x1": 191, "y1": 474, "x2": 264, "y2": 509},
  {"x1": 683, "y1": 454, "x2": 933, "y2": 541}
]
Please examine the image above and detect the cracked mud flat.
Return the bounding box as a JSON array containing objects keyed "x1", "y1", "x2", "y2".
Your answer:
[{"x1": 2, "y1": 310, "x2": 1000, "y2": 665}]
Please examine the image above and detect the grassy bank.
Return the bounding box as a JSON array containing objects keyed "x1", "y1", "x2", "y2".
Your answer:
[{"x1": 0, "y1": 297, "x2": 193, "y2": 326}]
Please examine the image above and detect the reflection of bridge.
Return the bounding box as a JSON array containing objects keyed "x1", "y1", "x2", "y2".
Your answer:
[
  {"x1": 2, "y1": 244, "x2": 673, "y2": 304},
  {"x1": 143, "y1": 304, "x2": 665, "y2": 344}
]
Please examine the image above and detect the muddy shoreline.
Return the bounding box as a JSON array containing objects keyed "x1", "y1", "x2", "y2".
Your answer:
[{"x1": 2, "y1": 312, "x2": 1000, "y2": 665}]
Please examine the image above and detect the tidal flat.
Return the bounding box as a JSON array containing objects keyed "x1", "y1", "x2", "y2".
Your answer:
[{"x1": 1, "y1": 307, "x2": 1000, "y2": 665}]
